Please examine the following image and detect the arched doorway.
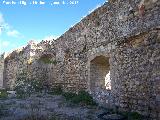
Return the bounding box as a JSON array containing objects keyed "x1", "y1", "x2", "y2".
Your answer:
[{"x1": 89, "y1": 55, "x2": 111, "y2": 105}]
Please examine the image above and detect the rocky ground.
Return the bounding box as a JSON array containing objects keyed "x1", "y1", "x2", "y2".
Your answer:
[
  {"x1": 0, "y1": 93, "x2": 145, "y2": 120},
  {"x1": 0, "y1": 93, "x2": 117, "y2": 120}
]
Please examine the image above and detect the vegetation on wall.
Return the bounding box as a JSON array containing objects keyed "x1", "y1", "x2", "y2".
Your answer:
[
  {"x1": 0, "y1": 89, "x2": 8, "y2": 99},
  {"x1": 39, "y1": 54, "x2": 57, "y2": 64},
  {"x1": 40, "y1": 84, "x2": 97, "y2": 106},
  {"x1": 48, "y1": 85, "x2": 63, "y2": 95},
  {"x1": 14, "y1": 72, "x2": 43, "y2": 98}
]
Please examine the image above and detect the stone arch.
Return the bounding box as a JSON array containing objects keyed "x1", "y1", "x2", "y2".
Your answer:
[
  {"x1": 32, "y1": 53, "x2": 56, "y2": 89},
  {"x1": 87, "y1": 53, "x2": 112, "y2": 105},
  {"x1": 90, "y1": 55, "x2": 110, "y2": 91}
]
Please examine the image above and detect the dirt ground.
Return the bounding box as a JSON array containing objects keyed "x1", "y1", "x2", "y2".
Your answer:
[{"x1": 0, "y1": 94, "x2": 106, "y2": 120}]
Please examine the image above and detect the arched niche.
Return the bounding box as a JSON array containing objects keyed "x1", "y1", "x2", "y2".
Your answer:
[
  {"x1": 90, "y1": 55, "x2": 110, "y2": 92},
  {"x1": 88, "y1": 55, "x2": 112, "y2": 106}
]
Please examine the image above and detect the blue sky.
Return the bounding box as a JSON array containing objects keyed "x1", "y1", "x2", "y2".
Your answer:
[{"x1": 0, "y1": 0, "x2": 106, "y2": 54}]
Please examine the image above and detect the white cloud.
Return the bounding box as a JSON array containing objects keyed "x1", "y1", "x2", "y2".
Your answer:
[
  {"x1": 1, "y1": 41, "x2": 10, "y2": 47},
  {"x1": 7, "y1": 30, "x2": 22, "y2": 38},
  {"x1": 0, "y1": 12, "x2": 23, "y2": 38},
  {"x1": 0, "y1": 13, "x2": 4, "y2": 24},
  {"x1": 0, "y1": 13, "x2": 5, "y2": 35},
  {"x1": 0, "y1": 28, "x2": 2, "y2": 35}
]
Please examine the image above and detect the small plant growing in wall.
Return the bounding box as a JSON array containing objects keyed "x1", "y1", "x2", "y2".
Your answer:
[{"x1": 39, "y1": 54, "x2": 57, "y2": 64}]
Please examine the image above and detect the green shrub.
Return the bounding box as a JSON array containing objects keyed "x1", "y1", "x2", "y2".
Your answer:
[
  {"x1": 30, "y1": 79, "x2": 43, "y2": 92},
  {"x1": 48, "y1": 85, "x2": 63, "y2": 95},
  {"x1": 18, "y1": 114, "x2": 48, "y2": 120},
  {"x1": 62, "y1": 92, "x2": 77, "y2": 101},
  {"x1": 62, "y1": 90, "x2": 97, "y2": 106},
  {"x1": 72, "y1": 90, "x2": 97, "y2": 106},
  {"x1": 121, "y1": 111, "x2": 143, "y2": 120},
  {"x1": 0, "y1": 89, "x2": 8, "y2": 99},
  {"x1": 129, "y1": 112, "x2": 142, "y2": 120}
]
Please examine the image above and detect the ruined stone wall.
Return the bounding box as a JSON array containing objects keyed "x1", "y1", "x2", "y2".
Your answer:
[
  {"x1": 51, "y1": 0, "x2": 160, "y2": 118},
  {"x1": 51, "y1": 2, "x2": 110, "y2": 92},
  {"x1": 30, "y1": 41, "x2": 57, "y2": 87},
  {"x1": 108, "y1": 0, "x2": 160, "y2": 119},
  {"x1": 3, "y1": 48, "x2": 29, "y2": 89},
  {"x1": 1, "y1": 0, "x2": 160, "y2": 119},
  {"x1": 2, "y1": 40, "x2": 57, "y2": 89},
  {"x1": 0, "y1": 54, "x2": 5, "y2": 89},
  {"x1": 111, "y1": 29, "x2": 160, "y2": 118}
]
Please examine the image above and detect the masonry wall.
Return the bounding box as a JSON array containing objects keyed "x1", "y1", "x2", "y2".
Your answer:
[
  {"x1": 0, "y1": 54, "x2": 5, "y2": 89},
  {"x1": 111, "y1": 30, "x2": 160, "y2": 118},
  {"x1": 3, "y1": 49, "x2": 29, "y2": 89},
  {"x1": 1, "y1": 0, "x2": 160, "y2": 119},
  {"x1": 2, "y1": 41, "x2": 56, "y2": 89},
  {"x1": 52, "y1": 0, "x2": 160, "y2": 119},
  {"x1": 108, "y1": 0, "x2": 160, "y2": 119}
]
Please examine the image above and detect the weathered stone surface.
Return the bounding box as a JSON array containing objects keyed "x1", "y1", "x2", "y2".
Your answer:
[
  {"x1": 0, "y1": 0, "x2": 160, "y2": 119},
  {"x1": 0, "y1": 54, "x2": 5, "y2": 89}
]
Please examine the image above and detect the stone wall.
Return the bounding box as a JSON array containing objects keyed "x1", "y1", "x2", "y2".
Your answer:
[
  {"x1": 0, "y1": 0, "x2": 160, "y2": 119},
  {"x1": 2, "y1": 40, "x2": 56, "y2": 89},
  {"x1": 3, "y1": 48, "x2": 28, "y2": 89},
  {"x1": 111, "y1": 30, "x2": 160, "y2": 118},
  {"x1": 0, "y1": 53, "x2": 5, "y2": 89}
]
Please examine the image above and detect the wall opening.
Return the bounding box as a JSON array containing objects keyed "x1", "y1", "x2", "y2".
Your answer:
[
  {"x1": 105, "y1": 71, "x2": 111, "y2": 90},
  {"x1": 90, "y1": 55, "x2": 110, "y2": 91},
  {"x1": 90, "y1": 55, "x2": 111, "y2": 105}
]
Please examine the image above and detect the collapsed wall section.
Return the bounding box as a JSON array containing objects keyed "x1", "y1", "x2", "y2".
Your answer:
[{"x1": 2, "y1": 41, "x2": 56, "y2": 89}]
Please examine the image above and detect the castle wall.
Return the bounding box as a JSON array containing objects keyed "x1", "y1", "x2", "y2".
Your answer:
[
  {"x1": 111, "y1": 30, "x2": 160, "y2": 118},
  {"x1": 0, "y1": 54, "x2": 5, "y2": 89},
  {"x1": 1, "y1": 0, "x2": 160, "y2": 119},
  {"x1": 52, "y1": 0, "x2": 160, "y2": 118},
  {"x1": 3, "y1": 49, "x2": 28, "y2": 89},
  {"x1": 107, "y1": 0, "x2": 160, "y2": 118},
  {"x1": 3, "y1": 41, "x2": 56, "y2": 89}
]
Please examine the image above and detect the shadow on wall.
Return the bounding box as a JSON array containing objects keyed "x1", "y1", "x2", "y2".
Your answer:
[{"x1": 90, "y1": 55, "x2": 112, "y2": 106}]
